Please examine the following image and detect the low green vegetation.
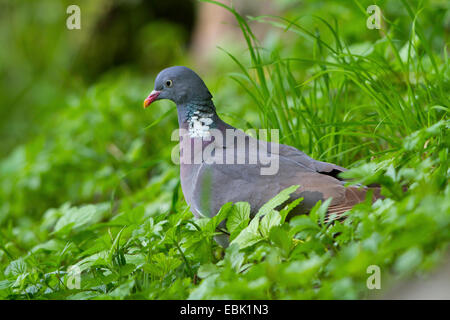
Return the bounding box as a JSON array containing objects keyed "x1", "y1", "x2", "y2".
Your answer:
[{"x1": 0, "y1": 0, "x2": 448, "y2": 299}]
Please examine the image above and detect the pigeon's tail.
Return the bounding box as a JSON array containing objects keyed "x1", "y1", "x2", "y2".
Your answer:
[{"x1": 325, "y1": 186, "x2": 383, "y2": 222}]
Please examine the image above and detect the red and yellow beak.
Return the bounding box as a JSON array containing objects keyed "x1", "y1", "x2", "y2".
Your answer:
[{"x1": 143, "y1": 90, "x2": 161, "y2": 108}]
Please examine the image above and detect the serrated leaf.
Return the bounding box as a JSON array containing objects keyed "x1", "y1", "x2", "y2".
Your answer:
[
  {"x1": 4, "y1": 259, "x2": 27, "y2": 277},
  {"x1": 229, "y1": 216, "x2": 262, "y2": 249},
  {"x1": 289, "y1": 215, "x2": 320, "y2": 236},
  {"x1": 309, "y1": 198, "x2": 332, "y2": 225},
  {"x1": 280, "y1": 197, "x2": 303, "y2": 222},
  {"x1": 227, "y1": 202, "x2": 251, "y2": 234},
  {"x1": 109, "y1": 279, "x2": 135, "y2": 299},
  {"x1": 143, "y1": 253, "x2": 182, "y2": 278},
  {"x1": 259, "y1": 210, "x2": 282, "y2": 238},
  {"x1": 0, "y1": 280, "x2": 13, "y2": 290},
  {"x1": 227, "y1": 202, "x2": 251, "y2": 242},
  {"x1": 255, "y1": 185, "x2": 300, "y2": 218}
]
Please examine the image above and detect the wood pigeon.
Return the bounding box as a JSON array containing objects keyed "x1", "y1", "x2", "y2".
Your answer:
[{"x1": 144, "y1": 66, "x2": 380, "y2": 244}]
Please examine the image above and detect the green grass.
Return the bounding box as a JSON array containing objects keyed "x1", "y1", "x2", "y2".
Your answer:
[
  {"x1": 0, "y1": 1, "x2": 449, "y2": 299},
  {"x1": 211, "y1": 0, "x2": 448, "y2": 165}
]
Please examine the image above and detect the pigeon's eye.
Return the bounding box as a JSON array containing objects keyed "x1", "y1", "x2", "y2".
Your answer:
[{"x1": 165, "y1": 80, "x2": 173, "y2": 87}]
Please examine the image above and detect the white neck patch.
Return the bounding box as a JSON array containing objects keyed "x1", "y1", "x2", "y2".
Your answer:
[{"x1": 188, "y1": 111, "x2": 214, "y2": 138}]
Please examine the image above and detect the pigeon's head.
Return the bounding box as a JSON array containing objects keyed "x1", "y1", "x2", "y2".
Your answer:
[{"x1": 143, "y1": 66, "x2": 212, "y2": 108}]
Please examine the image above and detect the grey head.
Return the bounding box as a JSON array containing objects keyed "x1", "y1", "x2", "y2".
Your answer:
[{"x1": 143, "y1": 66, "x2": 213, "y2": 108}]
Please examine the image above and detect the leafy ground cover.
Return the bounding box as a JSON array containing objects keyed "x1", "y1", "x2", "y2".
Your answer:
[{"x1": 0, "y1": 0, "x2": 448, "y2": 299}]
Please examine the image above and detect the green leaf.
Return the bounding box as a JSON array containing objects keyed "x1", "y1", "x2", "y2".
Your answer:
[
  {"x1": 67, "y1": 291, "x2": 101, "y2": 300},
  {"x1": 0, "y1": 280, "x2": 13, "y2": 290},
  {"x1": 227, "y1": 202, "x2": 251, "y2": 233},
  {"x1": 223, "y1": 243, "x2": 246, "y2": 272},
  {"x1": 30, "y1": 239, "x2": 65, "y2": 253},
  {"x1": 280, "y1": 197, "x2": 303, "y2": 222},
  {"x1": 289, "y1": 215, "x2": 320, "y2": 236},
  {"x1": 109, "y1": 279, "x2": 135, "y2": 299},
  {"x1": 255, "y1": 185, "x2": 300, "y2": 218},
  {"x1": 269, "y1": 226, "x2": 292, "y2": 255},
  {"x1": 259, "y1": 210, "x2": 282, "y2": 238},
  {"x1": 197, "y1": 263, "x2": 219, "y2": 279},
  {"x1": 309, "y1": 198, "x2": 333, "y2": 224},
  {"x1": 229, "y1": 216, "x2": 262, "y2": 249},
  {"x1": 206, "y1": 202, "x2": 233, "y2": 232},
  {"x1": 75, "y1": 251, "x2": 109, "y2": 272},
  {"x1": 54, "y1": 203, "x2": 109, "y2": 235},
  {"x1": 107, "y1": 227, "x2": 126, "y2": 264},
  {"x1": 4, "y1": 259, "x2": 27, "y2": 277},
  {"x1": 227, "y1": 202, "x2": 251, "y2": 241},
  {"x1": 395, "y1": 247, "x2": 423, "y2": 274},
  {"x1": 282, "y1": 255, "x2": 324, "y2": 286},
  {"x1": 143, "y1": 253, "x2": 182, "y2": 278}
]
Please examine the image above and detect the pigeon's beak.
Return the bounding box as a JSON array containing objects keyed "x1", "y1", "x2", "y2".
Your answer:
[{"x1": 143, "y1": 90, "x2": 161, "y2": 108}]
